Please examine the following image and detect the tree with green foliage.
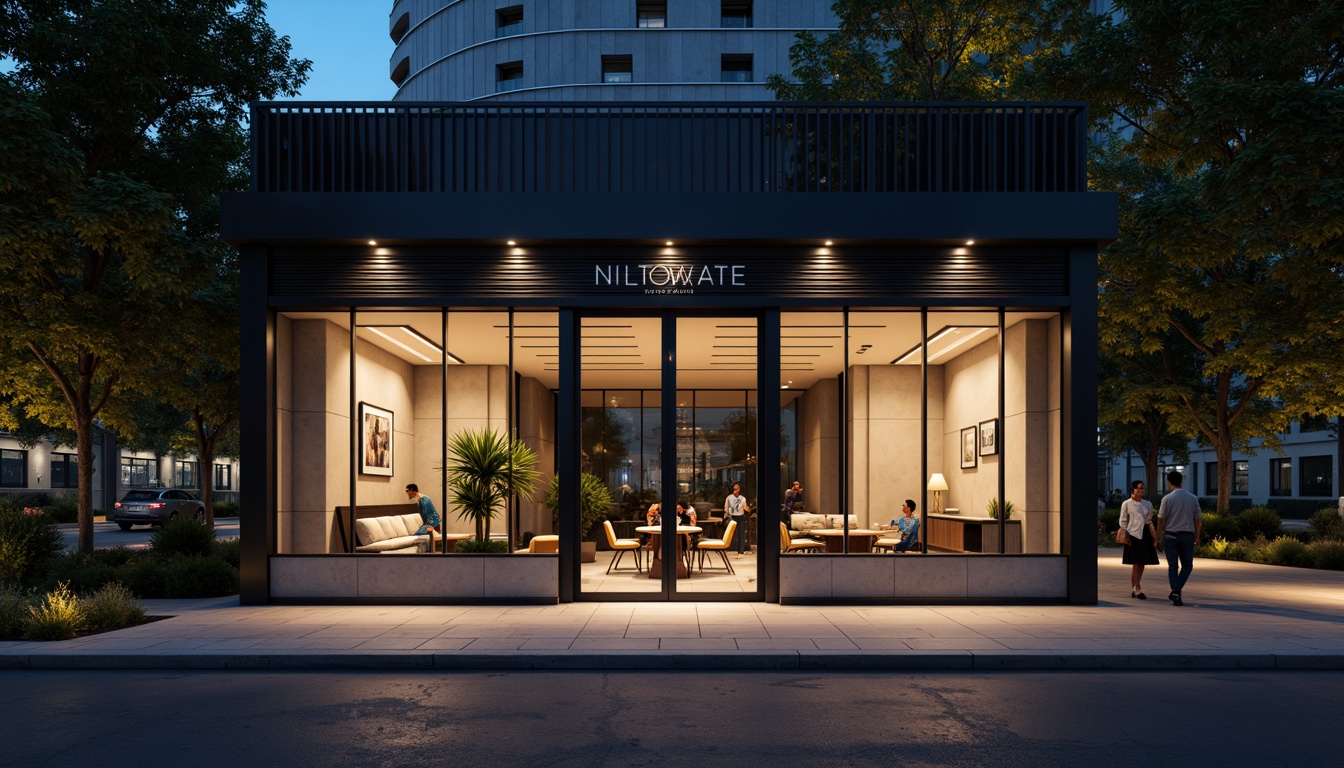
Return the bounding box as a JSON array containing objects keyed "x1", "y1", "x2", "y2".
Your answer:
[
  {"x1": 1037, "y1": 1, "x2": 1344, "y2": 513},
  {"x1": 0, "y1": 0, "x2": 309, "y2": 552},
  {"x1": 766, "y1": 0, "x2": 1085, "y2": 101},
  {"x1": 1097, "y1": 337, "x2": 1193, "y2": 496}
]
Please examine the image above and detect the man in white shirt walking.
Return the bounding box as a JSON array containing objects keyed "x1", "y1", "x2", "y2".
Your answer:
[{"x1": 1156, "y1": 470, "x2": 1202, "y2": 606}]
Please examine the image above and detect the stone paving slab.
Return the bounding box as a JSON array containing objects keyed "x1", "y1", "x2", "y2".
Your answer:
[{"x1": 3, "y1": 552, "x2": 1343, "y2": 671}]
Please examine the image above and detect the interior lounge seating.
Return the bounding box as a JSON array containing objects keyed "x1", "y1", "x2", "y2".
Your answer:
[
  {"x1": 695, "y1": 519, "x2": 737, "y2": 574},
  {"x1": 780, "y1": 522, "x2": 824, "y2": 554},
  {"x1": 515, "y1": 534, "x2": 559, "y2": 554},
  {"x1": 603, "y1": 520, "x2": 643, "y2": 574}
]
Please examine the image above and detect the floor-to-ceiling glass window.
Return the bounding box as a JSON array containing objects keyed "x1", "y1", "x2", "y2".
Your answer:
[
  {"x1": 675, "y1": 316, "x2": 757, "y2": 593},
  {"x1": 578, "y1": 316, "x2": 662, "y2": 595}
]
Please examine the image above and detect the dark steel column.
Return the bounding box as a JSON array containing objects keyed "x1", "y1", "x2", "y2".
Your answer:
[
  {"x1": 998, "y1": 308, "x2": 1006, "y2": 553},
  {"x1": 758, "y1": 309, "x2": 781, "y2": 602},
  {"x1": 557, "y1": 309, "x2": 579, "y2": 602},
  {"x1": 1064, "y1": 245, "x2": 1099, "y2": 603},
  {"x1": 239, "y1": 245, "x2": 273, "y2": 605},
  {"x1": 661, "y1": 312, "x2": 676, "y2": 598}
]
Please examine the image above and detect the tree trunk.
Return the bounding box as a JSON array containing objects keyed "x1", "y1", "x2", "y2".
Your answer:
[
  {"x1": 1214, "y1": 434, "x2": 1233, "y2": 516},
  {"x1": 75, "y1": 412, "x2": 96, "y2": 554},
  {"x1": 194, "y1": 410, "x2": 218, "y2": 527}
]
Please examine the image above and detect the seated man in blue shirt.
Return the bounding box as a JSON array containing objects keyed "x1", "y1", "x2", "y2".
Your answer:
[
  {"x1": 892, "y1": 499, "x2": 920, "y2": 552},
  {"x1": 405, "y1": 483, "x2": 440, "y2": 536}
]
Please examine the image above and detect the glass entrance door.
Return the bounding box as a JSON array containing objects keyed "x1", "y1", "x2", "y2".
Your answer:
[{"x1": 575, "y1": 312, "x2": 761, "y2": 600}]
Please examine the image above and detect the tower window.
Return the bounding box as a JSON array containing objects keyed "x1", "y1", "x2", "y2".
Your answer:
[{"x1": 602, "y1": 55, "x2": 633, "y2": 83}]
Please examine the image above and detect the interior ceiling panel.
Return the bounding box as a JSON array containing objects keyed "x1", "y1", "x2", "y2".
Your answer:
[{"x1": 280, "y1": 310, "x2": 1056, "y2": 395}]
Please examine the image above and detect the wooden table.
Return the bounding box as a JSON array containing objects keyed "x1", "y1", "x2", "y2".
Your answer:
[
  {"x1": 636, "y1": 525, "x2": 702, "y2": 578},
  {"x1": 808, "y1": 528, "x2": 883, "y2": 554}
]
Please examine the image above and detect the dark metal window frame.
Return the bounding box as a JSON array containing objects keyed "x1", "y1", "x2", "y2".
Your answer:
[
  {"x1": 121, "y1": 456, "x2": 157, "y2": 488},
  {"x1": 1299, "y1": 455, "x2": 1333, "y2": 497},
  {"x1": 215, "y1": 463, "x2": 233, "y2": 491},
  {"x1": 0, "y1": 448, "x2": 27, "y2": 488},
  {"x1": 51, "y1": 452, "x2": 78, "y2": 489},
  {"x1": 1270, "y1": 457, "x2": 1292, "y2": 497}
]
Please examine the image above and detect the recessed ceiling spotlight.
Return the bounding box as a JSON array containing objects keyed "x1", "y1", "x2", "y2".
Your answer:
[
  {"x1": 507, "y1": 240, "x2": 517, "y2": 246},
  {"x1": 665, "y1": 241, "x2": 674, "y2": 247},
  {"x1": 965, "y1": 240, "x2": 975, "y2": 246},
  {"x1": 368, "y1": 240, "x2": 377, "y2": 246},
  {"x1": 824, "y1": 240, "x2": 833, "y2": 247}
]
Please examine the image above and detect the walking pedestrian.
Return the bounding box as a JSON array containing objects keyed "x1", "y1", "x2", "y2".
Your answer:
[
  {"x1": 1118, "y1": 480, "x2": 1159, "y2": 599},
  {"x1": 724, "y1": 483, "x2": 749, "y2": 555},
  {"x1": 1156, "y1": 470, "x2": 1202, "y2": 606}
]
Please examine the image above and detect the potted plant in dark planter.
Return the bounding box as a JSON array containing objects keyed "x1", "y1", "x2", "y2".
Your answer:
[
  {"x1": 545, "y1": 473, "x2": 613, "y2": 563},
  {"x1": 442, "y1": 428, "x2": 539, "y2": 552}
]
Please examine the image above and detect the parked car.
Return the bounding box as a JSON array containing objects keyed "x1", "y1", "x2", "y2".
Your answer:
[{"x1": 113, "y1": 489, "x2": 206, "y2": 530}]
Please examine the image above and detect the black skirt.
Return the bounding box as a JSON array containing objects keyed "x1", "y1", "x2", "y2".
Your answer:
[{"x1": 1122, "y1": 532, "x2": 1160, "y2": 565}]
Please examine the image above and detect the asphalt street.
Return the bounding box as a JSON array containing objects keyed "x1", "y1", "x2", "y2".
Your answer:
[
  {"x1": 0, "y1": 670, "x2": 1338, "y2": 767},
  {"x1": 57, "y1": 519, "x2": 240, "y2": 551}
]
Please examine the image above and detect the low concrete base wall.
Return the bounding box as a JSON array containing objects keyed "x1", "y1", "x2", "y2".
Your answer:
[
  {"x1": 270, "y1": 555, "x2": 558, "y2": 602},
  {"x1": 780, "y1": 554, "x2": 1068, "y2": 602}
]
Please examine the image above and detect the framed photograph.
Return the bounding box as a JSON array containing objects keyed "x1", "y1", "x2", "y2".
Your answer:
[
  {"x1": 960, "y1": 425, "x2": 978, "y2": 469},
  {"x1": 978, "y1": 418, "x2": 999, "y2": 456},
  {"x1": 359, "y1": 402, "x2": 394, "y2": 476}
]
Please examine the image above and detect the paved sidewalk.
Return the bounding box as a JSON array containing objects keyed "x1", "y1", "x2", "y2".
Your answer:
[{"x1": 3, "y1": 551, "x2": 1342, "y2": 671}]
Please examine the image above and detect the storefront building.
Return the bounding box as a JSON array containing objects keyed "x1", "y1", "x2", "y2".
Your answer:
[{"x1": 222, "y1": 101, "x2": 1115, "y2": 605}]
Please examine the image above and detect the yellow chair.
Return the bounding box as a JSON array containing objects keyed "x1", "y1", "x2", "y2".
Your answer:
[
  {"x1": 780, "y1": 522, "x2": 824, "y2": 553},
  {"x1": 603, "y1": 520, "x2": 643, "y2": 574},
  {"x1": 695, "y1": 519, "x2": 737, "y2": 574},
  {"x1": 525, "y1": 534, "x2": 559, "y2": 554}
]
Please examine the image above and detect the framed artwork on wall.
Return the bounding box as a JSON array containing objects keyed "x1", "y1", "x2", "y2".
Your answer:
[
  {"x1": 360, "y1": 402, "x2": 394, "y2": 476},
  {"x1": 960, "y1": 425, "x2": 978, "y2": 469},
  {"x1": 978, "y1": 418, "x2": 998, "y2": 456}
]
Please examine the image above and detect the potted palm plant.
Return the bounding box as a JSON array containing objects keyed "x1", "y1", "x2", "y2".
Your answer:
[
  {"x1": 545, "y1": 472, "x2": 613, "y2": 563},
  {"x1": 442, "y1": 428, "x2": 539, "y2": 552}
]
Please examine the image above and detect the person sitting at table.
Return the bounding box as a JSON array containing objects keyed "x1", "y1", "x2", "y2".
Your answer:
[
  {"x1": 641, "y1": 502, "x2": 661, "y2": 548},
  {"x1": 677, "y1": 501, "x2": 699, "y2": 548},
  {"x1": 892, "y1": 499, "x2": 920, "y2": 552}
]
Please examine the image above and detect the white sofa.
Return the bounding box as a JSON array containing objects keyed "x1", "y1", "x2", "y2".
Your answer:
[
  {"x1": 790, "y1": 513, "x2": 858, "y2": 533},
  {"x1": 354, "y1": 513, "x2": 432, "y2": 553}
]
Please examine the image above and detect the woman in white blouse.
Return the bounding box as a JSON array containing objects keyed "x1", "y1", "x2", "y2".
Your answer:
[{"x1": 1119, "y1": 480, "x2": 1160, "y2": 599}]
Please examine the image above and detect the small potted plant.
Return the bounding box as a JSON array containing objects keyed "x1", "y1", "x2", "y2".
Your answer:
[
  {"x1": 545, "y1": 473, "x2": 613, "y2": 563},
  {"x1": 986, "y1": 498, "x2": 1015, "y2": 520}
]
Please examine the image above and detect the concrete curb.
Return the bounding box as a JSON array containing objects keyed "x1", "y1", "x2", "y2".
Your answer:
[{"x1": 4, "y1": 650, "x2": 1343, "y2": 671}]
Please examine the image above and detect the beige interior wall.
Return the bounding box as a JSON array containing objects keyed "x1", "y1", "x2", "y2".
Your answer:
[
  {"x1": 441, "y1": 364, "x2": 511, "y2": 534},
  {"x1": 798, "y1": 377, "x2": 840, "y2": 516},
  {"x1": 848, "y1": 364, "x2": 944, "y2": 526},
  {"x1": 942, "y1": 336, "x2": 1000, "y2": 518},
  {"x1": 518, "y1": 376, "x2": 557, "y2": 538},
  {"x1": 940, "y1": 320, "x2": 1060, "y2": 552},
  {"x1": 284, "y1": 319, "x2": 352, "y2": 554}
]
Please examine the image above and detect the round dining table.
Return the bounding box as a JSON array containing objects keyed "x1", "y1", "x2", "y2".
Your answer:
[
  {"x1": 807, "y1": 528, "x2": 883, "y2": 554},
  {"x1": 635, "y1": 525, "x2": 702, "y2": 578}
]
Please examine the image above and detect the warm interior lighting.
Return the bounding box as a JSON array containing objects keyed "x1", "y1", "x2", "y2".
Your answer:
[
  {"x1": 824, "y1": 240, "x2": 833, "y2": 247},
  {"x1": 928, "y1": 473, "x2": 949, "y2": 513},
  {"x1": 665, "y1": 241, "x2": 674, "y2": 247},
  {"x1": 892, "y1": 326, "x2": 993, "y2": 365},
  {"x1": 965, "y1": 240, "x2": 975, "y2": 245},
  {"x1": 368, "y1": 240, "x2": 377, "y2": 245},
  {"x1": 507, "y1": 240, "x2": 517, "y2": 246},
  {"x1": 364, "y1": 326, "x2": 462, "y2": 365}
]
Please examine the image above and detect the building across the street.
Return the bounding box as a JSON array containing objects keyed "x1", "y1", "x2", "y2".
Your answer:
[
  {"x1": 0, "y1": 431, "x2": 241, "y2": 511},
  {"x1": 1100, "y1": 419, "x2": 1342, "y2": 514}
]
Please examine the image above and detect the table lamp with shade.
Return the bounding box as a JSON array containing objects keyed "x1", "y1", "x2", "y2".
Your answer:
[{"x1": 927, "y1": 473, "x2": 949, "y2": 513}]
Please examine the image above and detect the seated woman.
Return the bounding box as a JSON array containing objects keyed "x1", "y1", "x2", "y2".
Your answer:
[
  {"x1": 640, "y1": 503, "x2": 661, "y2": 547},
  {"x1": 892, "y1": 499, "x2": 920, "y2": 551},
  {"x1": 677, "y1": 502, "x2": 699, "y2": 548}
]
